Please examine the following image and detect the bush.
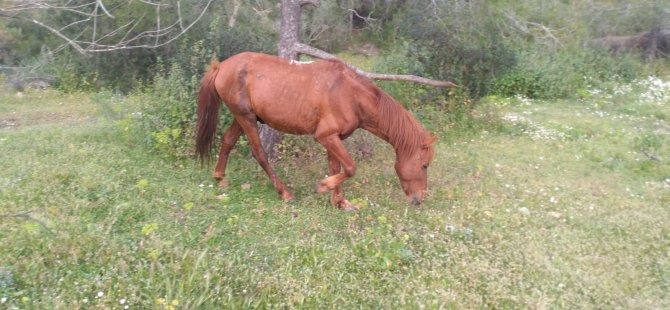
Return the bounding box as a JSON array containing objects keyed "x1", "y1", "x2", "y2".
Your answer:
[
  {"x1": 390, "y1": 1, "x2": 518, "y2": 99},
  {"x1": 491, "y1": 69, "x2": 547, "y2": 99},
  {"x1": 491, "y1": 46, "x2": 645, "y2": 99},
  {"x1": 372, "y1": 42, "x2": 479, "y2": 130},
  {"x1": 136, "y1": 60, "x2": 201, "y2": 158},
  {"x1": 130, "y1": 13, "x2": 276, "y2": 158}
]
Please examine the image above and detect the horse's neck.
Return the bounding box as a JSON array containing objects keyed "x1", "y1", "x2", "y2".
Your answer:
[{"x1": 362, "y1": 98, "x2": 424, "y2": 157}]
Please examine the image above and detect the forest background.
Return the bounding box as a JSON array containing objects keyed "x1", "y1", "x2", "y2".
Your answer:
[
  {"x1": 2, "y1": 0, "x2": 669, "y2": 155},
  {"x1": 1, "y1": 0, "x2": 670, "y2": 308}
]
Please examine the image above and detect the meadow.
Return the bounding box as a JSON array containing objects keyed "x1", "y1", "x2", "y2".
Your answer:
[{"x1": 1, "y1": 77, "x2": 669, "y2": 308}]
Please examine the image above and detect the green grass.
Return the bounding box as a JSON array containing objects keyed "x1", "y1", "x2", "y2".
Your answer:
[{"x1": 1, "y1": 80, "x2": 669, "y2": 308}]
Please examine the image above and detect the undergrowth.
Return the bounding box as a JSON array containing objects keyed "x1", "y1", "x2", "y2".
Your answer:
[{"x1": 1, "y1": 76, "x2": 669, "y2": 308}]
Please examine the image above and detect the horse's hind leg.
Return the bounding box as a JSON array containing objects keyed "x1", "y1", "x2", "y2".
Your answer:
[
  {"x1": 213, "y1": 119, "x2": 243, "y2": 188},
  {"x1": 235, "y1": 115, "x2": 294, "y2": 202}
]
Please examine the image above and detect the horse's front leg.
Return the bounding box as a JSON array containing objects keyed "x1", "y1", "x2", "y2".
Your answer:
[
  {"x1": 316, "y1": 135, "x2": 359, "y2": 211},
  {"x1": 325, "y1": 150, "x2": 359, "y2": 211},
  {"x1": 213, "y1": 120, "x2": 243, "y2": 188}
]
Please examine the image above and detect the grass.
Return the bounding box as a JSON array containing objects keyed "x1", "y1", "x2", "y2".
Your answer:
[{"x1": 1, "y1": 78, "x2": 669, "y2": 309}]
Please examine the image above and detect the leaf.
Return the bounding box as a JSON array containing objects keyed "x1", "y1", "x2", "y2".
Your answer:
[
  {"x1": 136, "y1": 179, "x2": 149, "y2": 190},
  {"x1": 216, "y1": 194, "x2": 231, "y2": 203},
  {"x1": 241, "y1": 183, "x2": 251, "y2": 190},
  {"x1": 141, "y1": 223, "x2": 158, "y2": 236}
]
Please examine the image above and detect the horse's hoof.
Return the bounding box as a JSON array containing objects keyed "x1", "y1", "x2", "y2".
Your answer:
[
  {"x1": 338, "y1": 200, "x2": 360, "y2": 211},
  {"x1": 217, "y1": 178, "x2": 229, "y2": 189},
  {"x1": 281, "y1": 191, "x2": 295, "y2": 202}
]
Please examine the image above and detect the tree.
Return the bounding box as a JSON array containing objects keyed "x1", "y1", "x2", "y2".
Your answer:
[
  {"x1": 258, "y1": 0, "x2": 457, "y2": 157},
  {"x1": 2, "y1": 0, "x2": 456, "y2": 157}
]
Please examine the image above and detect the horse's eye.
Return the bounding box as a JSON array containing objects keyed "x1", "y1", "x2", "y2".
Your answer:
[{"x1": 422, "y1": 164, "x2": 429, "y2": 169}]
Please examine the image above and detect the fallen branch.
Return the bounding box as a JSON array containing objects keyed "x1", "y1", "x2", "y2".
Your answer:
[
  {"x1": 294, "y1": 43, "x2": 458, "y2": 88},
  {"x1": 640, "y1": 148, "x2": 661, "y2": 161},
  {"x1": 0, "y1": 177, "x2": 23, "y2": 190},
  {"x1": 0, "y1": 209, "x2": 54, "y2": 234}
]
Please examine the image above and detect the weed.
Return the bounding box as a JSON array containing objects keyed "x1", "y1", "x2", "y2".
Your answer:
[{"x1": 1, "y1": 79, "x2": 669, "y2": 308}]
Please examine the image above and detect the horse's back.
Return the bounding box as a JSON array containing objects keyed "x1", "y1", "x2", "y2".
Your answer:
[
  {"x1": 214, "y1": 52, "x2": 367, "y2": 136},
  {"x1": 243, "y1": 54, "x2": 360, "y2": 135}
]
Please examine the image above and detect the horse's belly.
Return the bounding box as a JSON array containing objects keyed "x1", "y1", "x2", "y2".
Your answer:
[
  {"x1": 255, "y1": 104, "x2": 319, "y2": 135},
  {"x1": 248, "y1": 76, "x2": 322, "y2": 135}
]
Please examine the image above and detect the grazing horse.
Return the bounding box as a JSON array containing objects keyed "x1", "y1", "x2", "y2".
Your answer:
[{"x1": 196, "y1": 52, "x2": 435, "y2": 210}]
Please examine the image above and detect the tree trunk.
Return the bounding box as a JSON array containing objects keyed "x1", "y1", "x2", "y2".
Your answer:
[
  {"x1": 258, "y1": 0, "x2": 309, "y2": 159},
  {"x1": 260, "y1": 0, "x2": 456, "y2": 159}
]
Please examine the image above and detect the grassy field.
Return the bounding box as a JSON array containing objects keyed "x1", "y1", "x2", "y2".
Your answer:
[{"x1": 1, "y1": 78, "x2": 669, "y2": 309}]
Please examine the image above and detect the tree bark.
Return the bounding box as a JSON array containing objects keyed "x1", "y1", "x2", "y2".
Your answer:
[
  {"x1": 260, "y1": 0, "x2": 457, "y2": 159},
  {"x1": 259, "y1": 0, "x2": 319, "y2": 159}
]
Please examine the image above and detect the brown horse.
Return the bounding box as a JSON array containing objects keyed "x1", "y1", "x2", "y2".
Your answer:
[{"x1": 196, "y1": 52, "x2": 435, "y2": 210}]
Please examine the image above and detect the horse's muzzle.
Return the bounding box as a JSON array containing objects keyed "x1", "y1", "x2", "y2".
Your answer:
[{"x1": 409, "y1": 193, "x2": 425, "y2": 206}]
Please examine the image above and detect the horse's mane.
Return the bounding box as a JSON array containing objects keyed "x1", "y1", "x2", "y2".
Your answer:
[
  {"x1": 322, "y1": 59, "x2": 426, "y2": 154},
  {"x1": 376, "y1": 91, "x2": 426, "y2": 154}
]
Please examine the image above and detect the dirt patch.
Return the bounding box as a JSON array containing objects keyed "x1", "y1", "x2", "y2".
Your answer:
[
  {"x1": 0, "y1": 111, "x2": 93, "y2": 130},
  {"x1": 0, "y1": 117, "x2": 20, "y2": 129}
]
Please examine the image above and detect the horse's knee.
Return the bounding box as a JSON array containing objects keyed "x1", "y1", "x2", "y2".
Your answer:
[
  {"x1": 343, "y1": 164, "x2": 356, "y2": 177},
  {"x1": 222, "y1": 137, "x2": 237, "y2": 148}
]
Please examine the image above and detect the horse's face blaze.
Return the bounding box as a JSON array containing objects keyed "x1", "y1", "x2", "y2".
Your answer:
[{"x1": 395, "y1": 138, "x2": 435, "y2": 205}]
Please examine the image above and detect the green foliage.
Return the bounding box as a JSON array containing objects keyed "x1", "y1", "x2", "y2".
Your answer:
[
  {"x1": 491, "y1": 69, "x2": 547, "y2": 99},
  {"x1": 373, "y1": 42, "x2": 482, "y2": 127},
  {"x1": 491, "y1": 46, "x2": 646, "y2": 99},
  {"x1": 49, "y1": 54, "x2": 100, "y2": 93},
  {"x1": 391, "y1": 1, "x2": 518, "y2": 98},
  {"x1": 136, "y1": 59, "x2": 200, "y2": 158},
  {"x1": 5, "y1": 0, "x2": 668, "y2": 101},
  {"x1": 2, "y1": 78, "x2": 670, "y2": 308},
  {"x1": 129, "y1": 11, "x2": 276, "y2": 157}
]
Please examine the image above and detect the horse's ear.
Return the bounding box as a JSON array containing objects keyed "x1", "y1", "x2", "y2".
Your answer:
[
  {"x1": 209, "y1": 58, "x2": 220, "y2": 70},
  {"x1": 423, "y1": 135, "x2": 437, "y2": 148}
]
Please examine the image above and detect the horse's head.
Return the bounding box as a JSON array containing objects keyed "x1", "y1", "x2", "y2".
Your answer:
[{"x1": 395, "y1": 135, "x2": 436, "y2": 205}]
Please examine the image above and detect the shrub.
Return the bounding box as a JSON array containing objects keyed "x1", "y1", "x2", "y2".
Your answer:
[
  {"x1": 390, "y1": 1, "x2": 518, "y2": 99},
  {"x1": 136, "y1": 60, "x2": 201, "y2": 158},
  {"x1": 491, "y1": 46, "x2": 645, "y2": 99},
  {"x1": 371, "y1": 41, "x2": 484, "y2": 133}
]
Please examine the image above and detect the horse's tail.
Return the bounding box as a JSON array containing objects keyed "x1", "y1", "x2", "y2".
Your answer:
[{"x1": 196, "y1": 59, "x2": 222, "y2": 162}]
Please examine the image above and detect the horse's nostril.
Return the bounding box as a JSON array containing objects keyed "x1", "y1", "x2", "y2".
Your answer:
[{"x1": 411, "y1": 195, "x2": 422, "y2": 205}]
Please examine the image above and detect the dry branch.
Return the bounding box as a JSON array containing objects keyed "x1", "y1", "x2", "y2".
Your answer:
[
  {"x1": 0, "y1": 209, "x2": 54, "y2": 234},
  {"x1": 294, "y1": 43, "x2": 458, "y2": 88},
  {"x1": 640, "y1": 148, "x2": 661, "y2": 161},
  {"x1": 2, "y1": 0, "x2": 214, "y2": 56}
]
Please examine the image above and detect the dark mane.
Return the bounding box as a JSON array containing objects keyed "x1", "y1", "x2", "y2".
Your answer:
[{"x1": 376, "y1": 91, "x2": 426, "y2": 154}]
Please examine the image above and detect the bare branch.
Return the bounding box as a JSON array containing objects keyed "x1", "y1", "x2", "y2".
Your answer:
[
  {"x1": 96, "y1": 0, "x2": 113, "y2": 18},
  {"x1": 503, "y1": 12, "x2": 562, "y2": 46},
  {"x1": 0, "y1": 209, "x2": 54, "y2": 235},
  {"x1": 177, "y1": 1, "x2": 184, "y2": 31},
  {"x1": 294, "y1": 43, "x2": 458, "y2": 88},
  {"x1": 5, "y1": 0, "x2": 214, "y2": 55},
  {"x1": 91, "y1": 0, "x2": 98, "y2": 43},
  {"x1": 300, "y1": 0, "x2": 320, "y2": 7},
  {"x1": 136, "y1": 0, "x2": 170, "y2": 6},
  {"x1": 640, "y1": 148, "x2": 661, "y2": 161},
  {"x1": 228, "y1": 0, "x2": 241, "y2": 28},
  {"x1": 155, "y1": 3, "x2": 160, "y2": 46},
  {"x1": 31, "y1": 18, "x2": 88, "y2": 55}
]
